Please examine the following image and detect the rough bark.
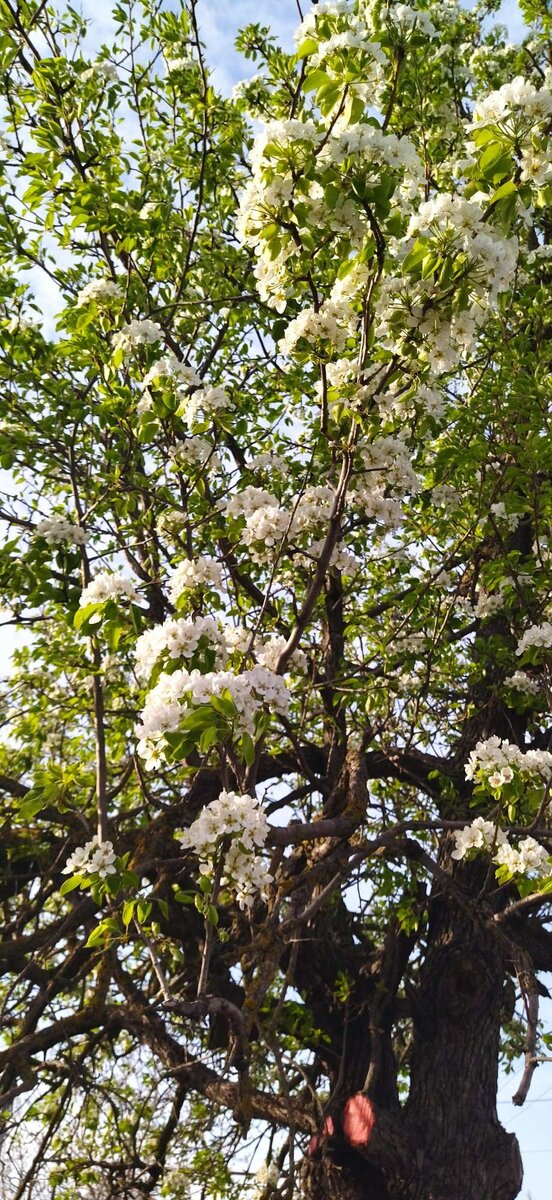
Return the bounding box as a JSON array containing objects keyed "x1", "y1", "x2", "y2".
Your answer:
[{"x1": 302, "y1": 854, "x2": 524, "y2": 1200}]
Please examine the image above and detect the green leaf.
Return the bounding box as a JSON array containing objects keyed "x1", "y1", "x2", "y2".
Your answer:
[
  {"x1": 209, "y1": 691, "x2": 237, "y2": 718},
  {"x1": 479, "y1": 140, "x2": 506, "y2": 174},
  {"x1": 18, "y1": 793, "x2": 46, "y2": 819},
  {"x1": 122, "y1": 899, "x2": 135, "y2": 926},
  {"x1": 240, "y1": 732, "x2": 256, "y2": 765},
  {"x1": 137, "y1": 900, "x2": 152, "y2": 924},
  {"x1": 85, "y1": 922, "x2": 109, "y2": 948},
  {"x1": 489, "y1": 180, "x2": 517, "y2": 204},
  {"x1": 295, "y1": 37, "x2": 318, "y2": 58},
  {"x1": 60, "y1": 874, "x2": 84, "y2": 895},
  {"x1": 317, "y1": 81, "x2": 341, "y2": 117},
  {"x1": 303, "y1": 69, "x2": 330, "y2": 93},
  {"x1": 74, "y1": 602, "x2": 102, "y2": 631},
  {"x1": 402, "y1": 240, "x2": 428, "y2": 274}
]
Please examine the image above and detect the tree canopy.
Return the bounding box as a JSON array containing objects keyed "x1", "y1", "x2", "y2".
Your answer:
[{"x1": 1, "y1": 0, "x2": 552, "y2": 1196}]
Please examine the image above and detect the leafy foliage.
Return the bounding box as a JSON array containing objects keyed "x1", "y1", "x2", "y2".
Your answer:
[{"x1": 0, "y1": 1, "x2": 552, "y2": 1198}]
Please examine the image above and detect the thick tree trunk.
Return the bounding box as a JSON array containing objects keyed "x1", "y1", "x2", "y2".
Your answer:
[{"x1": 302, "y1": 857, "x2": 523, "y2": 1200}]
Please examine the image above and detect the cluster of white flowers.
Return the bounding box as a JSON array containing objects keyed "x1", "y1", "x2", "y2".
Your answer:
[
  {"x1": 351, "y1": 483, "x2": 403, "y2": 530},
  {"x1": 232, "y1": 74, "x2": 267, "y2": 101},
  {"x1": 35, "y1": 516, "x2": 88, "y2": 546},
  {"x1": 80, "y1": 572, "x2": 140, "y2": 608},
  {"x1": 527, "y1": 244, "x2": 552, "y2": 264},
  {"x1": 247, "y1": 451, "x2": 288, "y2": 474},
  {"x1": 168, "y1": 557, "x2": 224, "y2": 602},
  {"x1": 489, "y1": 501, "x2": 520, "y2": 530},
  {"x1": 388, "y1": 3, "x2": 436, "y2": 36},
  {"x1": 279, "y1": 299, "x2": 356, "y2": 356},
  {"x1": 516, "y1": 622, "x2": 552, "y2": 657},
  {"x1": 241, "y1": 503, "x2": 291, "y2": 562},
  {"x1": 294, "y1": 0, "x2": 351, "y2": 42},
  {"x1": 225, "y1": 486, "x2": 276, "y2": 521},
  {"x1": 357, "y1": 436, "x2": 421, "y2": 497},
  {"x1": 82, "y1": 60, "x2": 119, "y2": 83},
  {"x1": 156, "y1": 510, "x2": 188, "y2": 538},
  {"x1": 472, "y1": 77, "x2": 552, "y2": 129},
  {"x1": 520, "y1": 145, "x2": 552, "y2": 186},
  {"x1": 237, "y1": 100, "x2": 423, "y2": 312},
  {"x1": 451, "y1": 816, "x2": 506, "y2": 860},
  {"x1": 309, "y1": 28, "x2": 385, "y2": 70},
  {"x1": 7, "y1": 314, "x2": 40, "y2": 334},
  {"x1": 432, "y1": 483, "x2": 461, "y2": 508},
  {"x1": 465, "y1": 736, "x2": 552, "y2": 784},
  {"x1": 169, "y1": 437, "x2": 219, "y2": 471},
  {"x1": 293, "y1": 485, "x2": 335, "y2": 531},
  {"x1": 251, "y1": 1162, "x2": 280, "y2": 1200},
  {"x1": 300, "y1": 538, "x2": 359, "y2": 577},
  {"x1": 236, "y1": 118, "x2": 319, "y2": 310},
  {"x1": 165, "y1": 54, "x2": 195, "y2": 73},
  {"x1": 134, "y1": 615, "x2": 228, "y2": 680},
  {"x1": 504, "y1": 671, "x2": 541, "y2": 696},
  {"x1": 112, "y1": 319, "x2": 163, "y2": 356},
  {"x1": 137, "y1": 666, "x2": 290, "y2": 767},
  {"x1": 63, "y1": 836, "x2": 117, "y2": 879},
  {"x1": 179, "y1": 790, "x2": 272, "y2": 909},
  {"x1": 255, "y1": 635, "x2": 308, "y2": 673},
  {"x1": 376, "y1": 381, "x2": 446, "y2": 422},
  {"x1": 224, "y1": 487, "x2": 289, "y2": 562},
  {"x1": 407, "y1": 194, "x2": 518, "y2": 302},
  {"x1": 76, "y1": 278, "x2": 122, "y2": 307},
  {"x1": 474, "y1": 589, "x2": 505, "y2": 619},
  {"x1": 321, "y1": 124, "x2": 423, "y2": 189},
  {"x1": 178, "y1": 384, "x2": 230, "y2": 426},
  {"x1": 142, "y1": 353, "x2": 201, "y2": 390},
  {"x1": 225, "y1": 483, "x2": 340, "y2": 564},
  {"x1": 375, "y1": 196, "x2": 517, "y2": 373},
  {"x1": 222, "y1": 625, "x2": 307, "y2": 673},
  {"x1": 345, "y1": 436, "x2": 419, "y2": 531},
  {"x1": 495, "y1": 837, "x2": 550, "y2": 875},
  {"x1": 452, "y1": 819, "x2": 551, "y2": 877}
]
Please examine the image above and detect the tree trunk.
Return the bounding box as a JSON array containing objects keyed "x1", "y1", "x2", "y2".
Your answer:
[{"x1": 302, "y1": 856, "x2": 523, "y2": 1200}]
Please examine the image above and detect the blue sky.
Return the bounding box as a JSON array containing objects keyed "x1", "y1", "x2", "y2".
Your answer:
[{"x1": 6, "y1": 0, "x2": 552, "y2": 1192}]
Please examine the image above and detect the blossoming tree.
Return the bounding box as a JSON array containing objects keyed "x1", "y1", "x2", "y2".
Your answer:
[{"x1": 1, "y1": 0, "x2": 552, "y2": 1196}]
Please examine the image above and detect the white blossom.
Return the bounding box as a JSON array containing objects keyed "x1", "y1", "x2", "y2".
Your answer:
[
  {"x1": 165, "y1": 54, "x2": 195, "y2": 72},
  {"x1": 505, "y1": 671, "x2": 541, "y2": 696},
  {"x1": 76, "y1": 278, "x2": 122, "y2": 307},
  {"x1": 35, "y1": 516, "x2": 88, "y2": 546},
  {"x1": 80, "y1": 572, "x2": 140, "y2": 608},
  {"x1": 472, "y1": 77, "x2": 552, "y2": 128},
  {"x1": 451, "y1": 816, "x2": 506, "y2": 860},
  {"x1": 465, "y1": 736, "x2": 552, "y2": 783},
  {"x1": 495, "y1": 837, "x2": 550, "y2": 876},
  {"x1": 179, "y1": 789, "x2": 273, "y2": 909},
  {"x1": 142, "y1": 354, "x2": 201, "y2": 389},
  {"x1": 112, "y1": 319, "x2": 163, "y2": 357},
  {"x1": 178, "y1": 384, "x2": 230, "y2": 425},
  {"x1": 63, "y1": 837, "x2": 117, "y2": 878},
  {"x1": 169, "y1": 437, "x2": 219, "y2": 471},
  {"x1": 168, "y1": 557, "x2": 224, "y2": 602},
  {"x1": 516, "y1": 622, "x2": 552, "y2": 657},
  {"x1": 82, "y1": 60, "x2": 119, "y2": 83},
  {"x1": 489, "y1": 502, "x2": 520, "y2": 530},
  {"x1": 136, "y1": 666, "x2": 290, "y2": 765},
  {"x1": 134, "y1": 615, "x2": 228, "y2": 680}
]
